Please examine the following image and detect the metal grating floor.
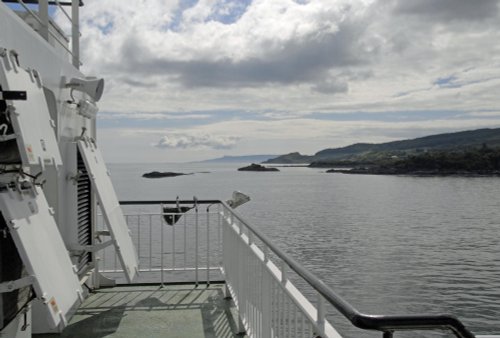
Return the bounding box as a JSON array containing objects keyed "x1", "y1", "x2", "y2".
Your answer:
[{"x1": 35, "y1": 284, "x2": 244, "y2": 338}]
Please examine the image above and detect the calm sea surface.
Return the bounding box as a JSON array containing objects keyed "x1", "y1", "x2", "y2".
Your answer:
[{"x1": 108, "y1": 162, "x2": 500, "y2": 338}]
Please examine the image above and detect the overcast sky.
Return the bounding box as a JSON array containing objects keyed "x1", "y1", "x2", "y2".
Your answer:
[{"x1": 57, "y1": 0, "x2": 500, "y2": 163}]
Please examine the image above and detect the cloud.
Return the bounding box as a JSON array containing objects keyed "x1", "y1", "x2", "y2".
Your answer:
[
  {"x1": 393, "y1": 0, "x2": 499, "y2": 22},
  {"x1": 111, "y1": 2, "x2": 373, "y2": 91},
  {"x1": 99, "y1": 112, "x2": 211, "y2": 120},
  {"x1": 153, "y1": 133, "x2": 240, "y2": 149},
  {"x1": 311, "y1": 78, "x2": 349, "y2": 94},
  {"x1": 57, "y1": 0, "x2": 499, "y2": 114},
  {"x1": 52, "y1": 0, "x2": 500, "y2": 162}
]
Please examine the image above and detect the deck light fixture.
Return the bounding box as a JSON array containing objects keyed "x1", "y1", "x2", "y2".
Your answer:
[{"x1": 76, "y1": 99, "x2": 99, "y2": 119}]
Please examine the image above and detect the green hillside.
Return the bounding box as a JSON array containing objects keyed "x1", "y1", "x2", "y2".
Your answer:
[
  {"x1": 265, "y1": 128, "x2": 500, "y2": 165},
  {"x1": 315, "y1": 128, "x2": 500, "y2": 159}
]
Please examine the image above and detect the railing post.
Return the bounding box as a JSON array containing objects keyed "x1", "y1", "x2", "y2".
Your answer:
[
  {"x1": 206, "y1": 209, "x2": 210, "y2": 285},
  {"x1": 261, "y1": 269, "x2": 272, "y2": 337},
  {"x1": 281, "y1": 261, "x2": 287, "y2": 284},
  {"x1": 217, "y1": 205, "x2": 222, "y2": 268},
  {"x1": 71, "y1": 0, "x2": 80, "y2": 68},
  {"x1": 93, "y1": 255, "x2": 100, "y2": 289},
  {"x1": 149, "y1": 215, "x2": 152, "y2": 271},
  {"x1": 195, "y1": 205, "x2": 199, "y2": 286},
  {"x1": 137, "y1": 215, "x2": 141, "y2": 268},
  {"x1": 183, "y1": 212, "x2": 187, "y2": 270},
  {"x1": 233, "y1": 218, "x2": 246, "y2": 335},
  {"x1": 160, "y1": 205, "x2": 164, "y2": 287},
  {"x1": 172, "y1": 216, "x2": 176, "y2": 271},
  {"x1": 316, "y1": 293, "x2": 325, "y2": 337}
]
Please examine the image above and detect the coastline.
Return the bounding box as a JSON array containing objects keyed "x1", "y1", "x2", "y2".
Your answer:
[{"x1": 326, "y1": 168, "x2": 500, "y2": 177}]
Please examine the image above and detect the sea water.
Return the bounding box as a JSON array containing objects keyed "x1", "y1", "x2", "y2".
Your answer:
[{"x1": 108, "y1": 162, "x2": 500, "y2": 338}]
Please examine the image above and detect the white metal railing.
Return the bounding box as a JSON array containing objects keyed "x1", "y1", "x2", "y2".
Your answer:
[
  {"x1": 97, "y1": 203, "x2": 223, "y2": 286},
  {"x1": 96, "y1": 200, "x2": 477, "y2": 338},
  {"x1": 97, "y1": 200, "x2": 342, "y2": 338},
  {"x1": 6, "y1": 0, "x2": 81, "y2": 67},
  {"x1": 221, "y1": 204, "x2": 341, "y2": 338}
]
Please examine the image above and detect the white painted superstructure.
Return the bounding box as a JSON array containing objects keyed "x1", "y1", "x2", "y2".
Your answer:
[{"x1": 0, "y1": 1, "x2": 137, "y2": 334}]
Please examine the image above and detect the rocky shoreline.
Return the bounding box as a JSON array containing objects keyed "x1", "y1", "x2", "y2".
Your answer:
[{"x1": 326, "y1": 168, "x2": 500, "y2": 176}]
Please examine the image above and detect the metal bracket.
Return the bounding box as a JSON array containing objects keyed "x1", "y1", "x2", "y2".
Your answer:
[
  {"x1": 71, "y1": 240, "x2": 113, "y2": 253},
  {"x1": 67, "y1": 170, "x2": 83, "y2": 184},
  {"x1": 96, "y1": 230, "x2": 110, "y2": 237},
  {"x1": 0, "y1": 275, "x2": 35, "y2": 294}
]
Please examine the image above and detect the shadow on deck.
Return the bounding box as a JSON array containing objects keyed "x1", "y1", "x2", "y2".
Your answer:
[{"x1": 36, "y1": 284, "x2": 244, "y2": 338}]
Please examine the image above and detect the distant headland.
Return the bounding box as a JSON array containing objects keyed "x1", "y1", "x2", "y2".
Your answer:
[{"x1": 263, "y1": 128, "x2": 500, "y2": 176}]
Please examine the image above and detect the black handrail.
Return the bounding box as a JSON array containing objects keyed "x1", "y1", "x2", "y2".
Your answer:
[
  {"x1": 1, "y1": 0, "x2": 84, "y2": 6},
  {"x1": 119, "y1": 199, "x2": 476, "y2": 338},
  {"x1": 120, "y1": 199, "x2": 220, "y2": 205}
]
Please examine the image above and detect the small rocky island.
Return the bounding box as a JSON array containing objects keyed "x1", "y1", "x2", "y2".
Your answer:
[
  {"x1": 142, "y1": 171, "x2": 191, "y2": 178},
  {"x1": 238, "y1": 163, "x2": 279, "y2": 172}
]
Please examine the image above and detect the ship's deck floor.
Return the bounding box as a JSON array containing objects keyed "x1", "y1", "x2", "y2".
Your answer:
[{"x1": 36, "y1": 283, "x2": 244, "y2": 338}]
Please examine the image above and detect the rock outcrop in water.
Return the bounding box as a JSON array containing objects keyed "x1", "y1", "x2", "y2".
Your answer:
[
  {"x1": 238, "y1": 163, "x2": 279, "y2": 172},
  {"x1": 142, "y1": 171, "x2": 191, "y2": 178}
]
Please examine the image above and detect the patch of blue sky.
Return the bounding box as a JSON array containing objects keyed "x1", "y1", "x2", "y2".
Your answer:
[
  {"x1": 92, "y1": 20, "x2": 113, "y2": 35},
  {"x1": 6, "y1": 3, "x2": 57, "y2": 16},
  {"x1": 208, "y1": 0, "x2": 252, "y2": 25},
  {"x1": 433, "y1": 75, "x2": 462, "y2": 88},
  {"x1": 166, "y1": 0, "x2": 252, "y2": 31},
  {"x1": 164, "y1": 0, "x2": 199, "y2": 32}
]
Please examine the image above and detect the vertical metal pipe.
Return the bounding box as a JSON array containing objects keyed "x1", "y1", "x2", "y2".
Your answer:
[
  {"x1": 206, "y1": 209, "x2": 210, "y2": 285},
  {"x1": 161, "y1": 208, "x2": 164, "y2": 287},
  {"x1": 300, "y1": 313, "x2": 305, "y2": 337},
  {"x1": 195, "y1": 209, "x2": 199, "y2": 286},
  {"x1": 71, "y1": 0, "x2": 80, "y2": 68},
  {"x1": 284, "y1": 296, "x2": 289, "y2": 338},
  {"x1": 137, "y1": 215, "x2": 141, "y2": 269},
  {"x1": 113, "y1": 244, "x2": 117, "y2": 271},
  {"x1": 183, "y1": 213, "x2": 187, "y2": 270},
  {"x1": 149, "y1": 215, "x2": 152, "y2": 271},
  {"x1": 93, "y1": 255, "x2": 100, "y2": 289},
  {"x1": 316, "y1": 293, "x2": 325, "y2": 336},
  {"x1": 281, "y1": 261, "x2": 287, "y2": 284},
  {"x1": 172, "y1": 218, "x2": 176, "y2": 271},
  {"x1": 218, "y1": 204, "x2": 222, "y2": 267},
  {"x1": 276, "y1": 286, "x2": 280, "y2": 337},
  {"x1": 237, "y1": 225, "x2": 246, "y2": 334},
  {"x1": 294, "y1": 306, "x2": 298, "y2": 338},
  {"x1": 102, "y1": 234, "x2": 106, "y2": 270}
]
